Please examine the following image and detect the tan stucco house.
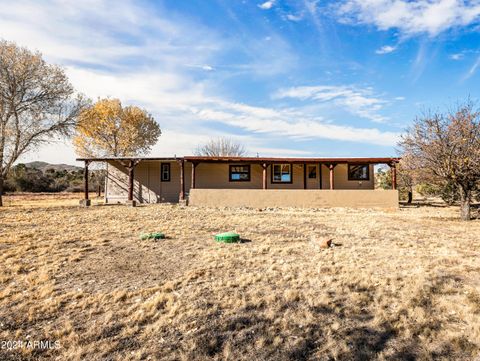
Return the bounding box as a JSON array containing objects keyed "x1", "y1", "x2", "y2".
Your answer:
[{"x1": 77, "y1": 156, "x2": 400, "y2": 209}]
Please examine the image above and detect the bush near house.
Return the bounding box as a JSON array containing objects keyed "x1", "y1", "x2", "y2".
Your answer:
[{"x1": 3, "y1": 162, "x2": 104, "y2": 193}]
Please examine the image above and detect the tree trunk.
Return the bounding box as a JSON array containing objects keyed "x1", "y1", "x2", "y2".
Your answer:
[
  {"x1": 0, "y1": 175, "x2": 4, "y2": 207},
  {"x1": 407, "y1": 191, "x2": 412, "y2": 204},
  {"x1": 459, "y1": 187, "x2": 471, "y2": 221}
]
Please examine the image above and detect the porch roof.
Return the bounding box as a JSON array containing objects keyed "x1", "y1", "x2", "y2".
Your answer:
[
  {"x1": 76, "y1": 156, "x2": 179, "y2": 162},
  {"x1": 76, "y1": 156, "x2": 400, "y2": 164},
  {"x1": 183, "y1": 156, "x2": 400, "y2": 164}
]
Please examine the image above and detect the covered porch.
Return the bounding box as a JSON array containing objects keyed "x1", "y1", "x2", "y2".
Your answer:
[
  {"x1": 77, "y1": 156, "x2": 400, "y2": 208},
  {"x1": 183, "y1": 156, "x2": 400, "y2": 190},
  {"x1": 183, "y1": 156, "x2": 400, "y2": 209}
]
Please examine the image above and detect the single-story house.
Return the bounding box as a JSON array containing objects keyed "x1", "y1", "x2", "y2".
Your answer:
[{"x1": 77, "y1": 156, "x2": 400, "y2": 209}]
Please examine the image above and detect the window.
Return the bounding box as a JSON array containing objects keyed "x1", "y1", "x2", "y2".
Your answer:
[
  {"x1": 348, "y1": 164, "x2": 369, "y2": 181},
  {"x1": 272, "y1": 164, "x2": 292, "y2": 183},
  {"x1": 161, "y1": 163, "x2": 170, "y2": 182},
  {"x1": 308, "y1": 165, "x2": 317, "y2": 179},
  {"x1": 229, "y1": 165, "x2": 250, "y2": 182}
]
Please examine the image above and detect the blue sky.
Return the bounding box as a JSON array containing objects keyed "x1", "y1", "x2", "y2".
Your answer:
[{"x1": 0, "y1": 0, "x2": 479, "y2": 164}]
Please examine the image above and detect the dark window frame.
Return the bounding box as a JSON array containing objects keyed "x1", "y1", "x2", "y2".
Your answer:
[
  {"x1": 307, "y1": 165, "x2": 317, "y2": 179},
  {"x1": 348, "y1": 163, "x2": 370, "y2": 181},
  {"x1": 271, "y1": 163, "x2": 293, "y2": 184},
  {"x1": 229, "y1": 164, "x2": 251, "y2": 182},
  {"x1": 161, "y1": 162, "x2": 171, "y2": 182}
]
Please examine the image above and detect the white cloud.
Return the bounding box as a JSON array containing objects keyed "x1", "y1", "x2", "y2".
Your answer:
[
  {"x1": 450, "y1": 53, "x2": 464, "y2": 60},
  {"x1": 274, "y1": 85, "x2": 388, "y2": 123},
  {"x1": 0, "y1": 0, "x2": 221, "y2": 69},
  {"x1": 286, "y1": 13, "x2": 303, "y2": 21},
  {"x1": 67, "y1": 67, "x2": 400, "y2": 146},
  {"x1": 305, "y1": 0, "x2": 321, "y2": 15},
  {"x1": 195, "y1": 100, "x2": 399, "y2": 146},
  {"x1": 252, "y1": 147, "x2": 313, "y2": 156},
  {"x1": 337, "y1": 0, "x2": 480, "y2": 36},
  {"x1": 258, "y1": 1, "x2": 275, "y2": 10},
  {"x1": 375, "y1": 45, "x2": 397, "y2": 54}
]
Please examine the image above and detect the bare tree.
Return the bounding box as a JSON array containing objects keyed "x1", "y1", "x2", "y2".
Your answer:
[
  {"x1": 195, "y1": 137, "x2": 247, "y2": 157},
  {"x1": 397, "y1": 155, "x2": 416, "y2": 204},
  {"x1": 0, "y1": 40, "x2": 87, "y2": 206},
  {"x1": 399, "y1": 102, "x2": 480, "y2": 220}
]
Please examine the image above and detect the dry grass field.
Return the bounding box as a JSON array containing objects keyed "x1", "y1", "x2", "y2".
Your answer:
[{"x1": 1, "y1": 193, "x2": 479, "y2": 360}]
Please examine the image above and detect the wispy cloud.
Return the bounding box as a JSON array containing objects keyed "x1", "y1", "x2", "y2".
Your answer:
[
  {"x1": 274, "y1": 85, "x2": 389, "y2": 123},
  {"x1": 464, "y1": 55, "x2": 480, "y2": 79},
  {"x1": 195, "y1": 101, "x2": 399, "y2": 146},
  {"x1": 258, "y1": 1, "x2": 275, "y2": 10},
  {"x1": 285, "y1": 13, "x2": 303, "y2": 21},
  {"x1": 450, "y1": 53, "x2": 464, "y2": 60},
  {"x1": 67, "y1": 67, "x2": 399, "y2": 148},
  {"x1": 0, "y1": 1, "x2": 221, "y2": 69},
  {"x1": 375, "y1": 45, "x2": 396, "y2": 54},
  {"x1": 336, "y1": 0, "x2": 480, "y2": 37}
]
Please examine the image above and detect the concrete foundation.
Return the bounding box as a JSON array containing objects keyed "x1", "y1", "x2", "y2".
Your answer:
[{"x1": 188, "y1": 189, "x2": 399, "y2": 209}]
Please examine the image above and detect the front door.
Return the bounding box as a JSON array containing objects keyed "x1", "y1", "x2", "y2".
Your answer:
[{"x1": 306, "y1": 164, "x2": 321, "y2": 189}]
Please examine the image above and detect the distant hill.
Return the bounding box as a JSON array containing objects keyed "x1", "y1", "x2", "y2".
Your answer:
[
  {"x1": 24, "y1": 161, "x2": 82, "y2": 173},
  {"x1": 5, "y1": 161, "x2": 103, "y2": 193}
]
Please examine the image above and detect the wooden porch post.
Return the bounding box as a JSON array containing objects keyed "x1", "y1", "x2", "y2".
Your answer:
[
  {"x1": 80, "y1": 160, "x2": 91, "y2": 206},
  {"x1": 84, "y1": 160, "x2": 89, "y2": 201},
  {"x1": 318, "y1": 163, "x2": 322, "y2": 189},
  {"x1": 262, "y1": 163, "x2": 268, "y2": 190},
  {"x1": 128, "y1": 160, "x2": 135, "y2": 201},
  {"x1": 191, "y1": 162, "x2": 197, "y2": 189},
  {"x1": 391, "y1": 162, "x2": 397, "y2": 190},
  {"x1": 179, "y1": 159, "x2": 185, "y2": 201},
  {"x1": 329, "y1": 164, "x2": 335, "y2": 190},
  {"x1": 303, "y1": 163, "x2": 307, "y2": 189}
]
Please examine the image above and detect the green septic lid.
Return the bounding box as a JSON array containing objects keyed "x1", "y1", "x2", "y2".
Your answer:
[
  {"x1": 140, "y1": 232, "x2": 165, "y2": 240},
  {"x1": 215, "y1": 232, "x2": 240, "y2": 243}
]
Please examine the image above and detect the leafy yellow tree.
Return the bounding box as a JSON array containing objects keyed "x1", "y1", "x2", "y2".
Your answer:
[{"x1": 73, "y1": 98, "x2": 161, "y2": 157}]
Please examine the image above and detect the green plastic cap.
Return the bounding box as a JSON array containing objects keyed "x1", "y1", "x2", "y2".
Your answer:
[
  {"x1": 140, "y1": 232, "x2": 165, "y2": 240},
  {"x1": 214, "y1": 232, "x2": 240, "y2": 243}
]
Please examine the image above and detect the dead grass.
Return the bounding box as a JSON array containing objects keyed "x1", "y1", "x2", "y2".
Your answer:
[{"x1": 0, "y1": 193, "x2": 479, "y2": 360}]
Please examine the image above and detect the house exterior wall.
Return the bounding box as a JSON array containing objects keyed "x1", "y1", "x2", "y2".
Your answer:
[
  {"x1": 189, "y1": 189, "x2": 398, "y2": 209},
  {"x1": 320, "y1": 164, "x2": 375, "y2": 190},
  {"x1": 105, "y1": 160, "x2": 375, "y2": 204},
  {"x1": 105, "y1": 160, "x2": 192, "y2": 204},
  {"x1": 194, "y1": 163, "x2": 373, "y2": 190},
  {"x1": 195, "y1": 163, "x2": 263, "y2": 189}
]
